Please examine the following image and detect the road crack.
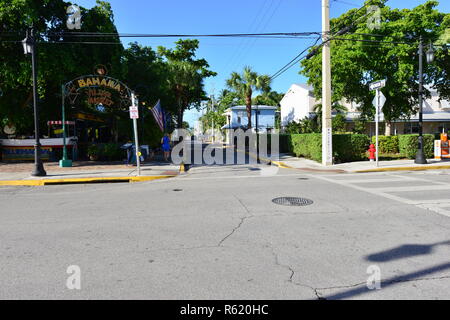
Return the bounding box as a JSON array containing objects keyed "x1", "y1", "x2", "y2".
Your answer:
[{"x1": 218, "y1": 216, "x2": 252, "y2": 246}]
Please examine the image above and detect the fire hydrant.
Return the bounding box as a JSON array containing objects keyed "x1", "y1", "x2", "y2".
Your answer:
[{"x1": 368, "y1": 144, "x2": 376, "y2": 162}]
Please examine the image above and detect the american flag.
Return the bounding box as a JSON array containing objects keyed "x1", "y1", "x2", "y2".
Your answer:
[{"x1": 150, "y1": 100, "x2": 165, "y2": 132}]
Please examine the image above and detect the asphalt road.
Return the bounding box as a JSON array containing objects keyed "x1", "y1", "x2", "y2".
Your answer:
[{"x1": 1, "y1": 162, "x2": 450, "y2": 300}]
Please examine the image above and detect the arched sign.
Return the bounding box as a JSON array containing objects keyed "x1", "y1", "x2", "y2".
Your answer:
[{"x1": 63, "y1": 75, "x2": 133, "y2": 109}]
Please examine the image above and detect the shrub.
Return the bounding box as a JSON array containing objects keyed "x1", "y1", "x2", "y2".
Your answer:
[
  {"x1": 291, "y1": 133, "x2": 322, "y2": 162},
  {"x1": 289, "y1": 133, "x2": 370, "y2": 163},
  {"x1": 371, "y1": 135, "x2": 399, "y2": 154},
  {"x1": 398, "y1": 134, "x2": 434, "y2": 159},
  {"x1": 332, "y1": 113, "x2": 347, "y2": 133},
  {"x1": 87, "y1": 143, "x2": 124, "y2": 161},
  {"x1": 101, "y1": 143, "x2": 124, "y2": 161},
  {"x1": 333, "y1": 134, "x2": 370, "y2": 162}
]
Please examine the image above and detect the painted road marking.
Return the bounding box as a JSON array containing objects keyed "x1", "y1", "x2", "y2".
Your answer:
[{"x1": 312, "y1": 172, "x2": 450, "y2": 218}]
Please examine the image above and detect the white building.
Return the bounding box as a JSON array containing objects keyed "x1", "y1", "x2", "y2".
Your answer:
[{"x1": 280, "y1": 83, "x2": 450, "y2": 135}]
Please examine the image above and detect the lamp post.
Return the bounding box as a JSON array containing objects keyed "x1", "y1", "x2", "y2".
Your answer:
[
  {"x1": 59, "y1": 84, "x2": 72, "y2": 167},
  {"x1": 22, "y1": 28, "x2": 46, "y2": 176},
  {"x1": 415, "y1": 37, "x2": 435, "y2": 164}
]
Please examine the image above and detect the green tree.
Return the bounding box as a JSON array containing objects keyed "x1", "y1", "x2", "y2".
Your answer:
[
  {"x1": 313, "y1": 103, "x2": 348, "y2": 130},
  {"x1": 300, "y1": 0, "x2": 449, "y2": 135},
  {"x1": 158, "y1": 39, "x2": 216, "y2": 128},
  {"x1": 332, "y1": 113, "x2": 347, "y2": 133},
  {"x1": 226, "y1": 66, "x2": 271, "y2": 129},
  {"x1": 253, "y1": 91, "x2": 284, "y2": 106},
  {"x1": 0, "y1": 0, "x2": 123, "y2": 136},
  {"x1": 121, "y1": 42, "x2": 170, "y2": 146}
]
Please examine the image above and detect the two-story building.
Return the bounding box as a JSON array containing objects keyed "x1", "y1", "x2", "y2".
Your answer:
[{"x1": 280, "y1": 83, "x2": 450, "y2": 135}]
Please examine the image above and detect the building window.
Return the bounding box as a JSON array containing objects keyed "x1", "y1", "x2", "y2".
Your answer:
[
  {"x1": 438, "y1": 123, "x2": 449, "y2": 134},
  {"x1": 404, "y1": 122, "x2": 419, "y2": 134}
]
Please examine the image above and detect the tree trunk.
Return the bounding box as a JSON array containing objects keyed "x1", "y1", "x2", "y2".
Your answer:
[
  {"x1": 246, "y1": 91, "x2": 252, "y2": 129},
  {"x1": 385, "y1": 121, "x2": 392, "y2": 136},
  {"x1": 177, "y1": 110, "x2": 184, "y2": 129}
]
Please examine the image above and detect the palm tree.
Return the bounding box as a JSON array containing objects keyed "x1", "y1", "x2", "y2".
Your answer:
[{"x1": 226, "y1": 66, "x2": 271, "y2": 129}]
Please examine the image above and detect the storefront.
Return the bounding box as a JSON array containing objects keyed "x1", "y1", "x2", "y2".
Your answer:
[{"x1": 0, "y1": 137, "x2": 77, "y2": 162}]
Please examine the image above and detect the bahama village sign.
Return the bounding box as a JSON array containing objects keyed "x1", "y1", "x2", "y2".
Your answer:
[{"x1": 64, "y1": 74, "x2": 133, "y2": 109}]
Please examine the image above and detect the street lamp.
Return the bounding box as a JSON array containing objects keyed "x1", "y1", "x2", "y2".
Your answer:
[{"x1": 23, "y1": 28, "x2": 46, "y2": 176}]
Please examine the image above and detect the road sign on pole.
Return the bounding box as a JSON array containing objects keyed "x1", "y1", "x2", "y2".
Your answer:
[
  {"x1": 131, "y1": 93, "x2": 141, "y2": 176},
  {"x1": 129, "y1": 106, "x2": 139, "y2": 119},
  {"x1": 373, "y1": 89, "x2": 386, "y2": 167},
  {"x1": 369, "y1": 79, "x2": 386, "y2": 91},
  {"x1": 372, "y1": 91, "x2": 386, "y2": 113},
  {"x1": 370, "y1": 80, "x2": 387, "y2": 167}
]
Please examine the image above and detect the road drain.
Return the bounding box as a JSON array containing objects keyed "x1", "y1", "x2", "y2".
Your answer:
[{"x1": 272, "y1": 197, "x2": 314, "y2": 207}]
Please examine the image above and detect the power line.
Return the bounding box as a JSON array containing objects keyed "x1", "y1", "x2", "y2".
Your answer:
[
  {"x1": 26, "y1": 31, "x2": 322, "y2": 38},
  {"x1": 232, "y1": 0, "x2": 283, "y2": 72},
  {"x1": 269, "y1": 36, "x2": 322, "y2": 80}
]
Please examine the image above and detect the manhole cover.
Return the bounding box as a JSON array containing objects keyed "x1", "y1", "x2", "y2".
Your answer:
[
  {"x1": 272, "y1": 197, "x2": 314, "y2": 207},
  {"x1": 173, "y1": 189, "x2": 183, "y2": 192},
  {"x1": 298, "y1": 178, "x2": 309, "y2": 180}
]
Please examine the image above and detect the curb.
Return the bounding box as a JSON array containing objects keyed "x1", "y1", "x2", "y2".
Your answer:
[
  {"x1": 354, "y1": 165, "x2": 450, "y2": 173},
  {"x1": 0, "y1": 175, "x2": 176, "y2": 187}
]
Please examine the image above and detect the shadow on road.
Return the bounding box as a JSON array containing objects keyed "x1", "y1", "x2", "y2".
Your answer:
[
  {"x1": 366, "y1": 241, "x2": 450, "y2": 263},
  {"x1": 318, "y1": 241, "x2": 450, "y2": 300},
  {"x1": 319, "y1": 261, "x2": 450, "y2": 300}
]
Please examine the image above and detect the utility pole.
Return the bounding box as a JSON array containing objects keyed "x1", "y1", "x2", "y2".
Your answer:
[
  {"x1": 415, "y1": 36, "x2": 427, "y2": 164},
  {"x1": 211, "y1": 94, "x2": 215, "y2": 143},
  {"x1": 322, "y1": 0, "x2": 333, "y2": 166}
]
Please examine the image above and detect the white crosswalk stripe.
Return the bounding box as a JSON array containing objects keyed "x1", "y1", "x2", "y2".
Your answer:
[{"x1": 312, "y1": 172, "x2": 450, "y2": 218}]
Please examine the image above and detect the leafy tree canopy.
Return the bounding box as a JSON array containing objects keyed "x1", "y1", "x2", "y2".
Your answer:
[{"x1": 300, "y1": 0, "x2": 449, "y2": 124}]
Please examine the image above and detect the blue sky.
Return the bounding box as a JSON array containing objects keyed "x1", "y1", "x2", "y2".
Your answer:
[{"x1": 74, "y1": 0, "x2": 449, "y2": 125}]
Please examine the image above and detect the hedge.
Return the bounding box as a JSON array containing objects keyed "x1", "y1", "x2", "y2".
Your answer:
[
  {"x1": 371, "y1": 135, "x2": 399, "y2": 154},
  {"x1": 291, "y1": 133, "x2": 322, "y2": 162},
  {"x1": 290, "y1": 133, "x2": 370, "y2": 163},
  {"x1": 286, "y1": 133, "x2": 436, "y2": 162},
  {"x1": 398, "y1": 134, "x2": 434, "y2": 159}
]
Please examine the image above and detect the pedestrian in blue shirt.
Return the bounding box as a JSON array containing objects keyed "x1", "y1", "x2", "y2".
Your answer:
[{"x1": 161, "y1": 133, "x2": 171, "y2": 162}]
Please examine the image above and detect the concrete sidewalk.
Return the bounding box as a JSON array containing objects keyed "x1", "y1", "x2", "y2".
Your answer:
[
  {"x1": 0, "y1": 161, "x2": 180, "y2": 186},
  {"x1": 278, "y1": 154, "x2": 450, "y2": 173}
]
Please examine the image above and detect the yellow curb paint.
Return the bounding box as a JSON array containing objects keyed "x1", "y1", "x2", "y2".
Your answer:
[
  {"x1": 355, "y1": 165, "x2": 450, "y2": 173},
  {"x1": 0, "y1": 175, "x2": 176, "y2": 187},
  {"x1": 272, "y1": 161, "x2": 293, "y2": 169},
  {"x1": 0, "y1": 180, "x2": 44, "y2": 186}
]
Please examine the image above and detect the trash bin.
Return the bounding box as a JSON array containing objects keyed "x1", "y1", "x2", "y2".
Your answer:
[{"x1": 141, "y1": 145, "x2": 149, "y2": 161}]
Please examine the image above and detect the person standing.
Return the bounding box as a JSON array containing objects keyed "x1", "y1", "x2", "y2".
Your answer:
[{"x1": 161, "y1": 133, "x2": 171, "y2": 162}]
